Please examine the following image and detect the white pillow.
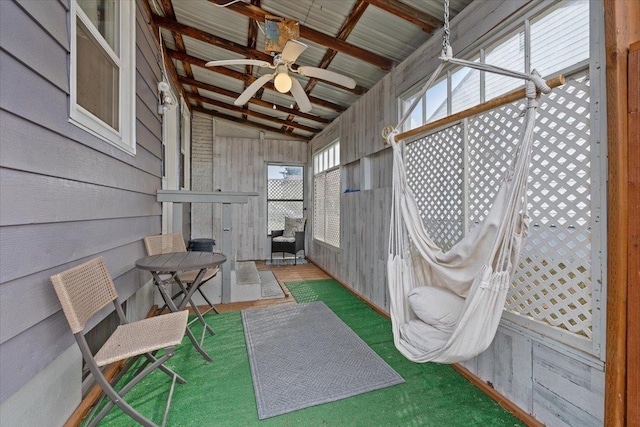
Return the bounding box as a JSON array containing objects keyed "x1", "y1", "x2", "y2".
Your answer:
[
  {"x1": 283, "y1": 217, "x2": 306, "y2": 238},
  {"x1": 407, "y1": 286, "x2": 465, "y2": 333},
  {"x1": 401, "y1": 320, "x2": 451, "y2": 353}
]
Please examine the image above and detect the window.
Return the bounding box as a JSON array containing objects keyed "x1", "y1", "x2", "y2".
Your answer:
[
  {"x1": 267, "y1": 165, "x2": 304, "y2": 235},
  {"x1": 313, "y1": 142, "x2": 340, "y2": 248},
  {"x1": 70, "y1": 0, "x2": 136, "y2": 154},
  {"x1": 400, "y1": 0, "x2": 589, "y2": 132}
]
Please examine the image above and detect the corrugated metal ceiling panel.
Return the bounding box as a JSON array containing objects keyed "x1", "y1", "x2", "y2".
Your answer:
[{"x1": 161, "y1": 0, "x2": 474, "y2": 139}]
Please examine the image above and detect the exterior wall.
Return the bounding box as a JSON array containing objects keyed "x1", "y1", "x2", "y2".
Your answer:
[
  {"x1": 191, "y1": 114, "x2": 308, "y2": 260},
  {"x1": 307, "y1": 1, "x2": 605, "y2": 425},
  {"x1": 0, "y1": 0, "x2": 164, "y2": 421}
]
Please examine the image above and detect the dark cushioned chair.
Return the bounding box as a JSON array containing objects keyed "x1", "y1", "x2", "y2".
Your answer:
[{"x1": 271, "y1": 229, "x2": 305, "y2": 264}]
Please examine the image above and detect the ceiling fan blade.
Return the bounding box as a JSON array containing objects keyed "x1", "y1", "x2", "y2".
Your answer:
[
  {"x1": 205, "y1": 59, "x2": 271, "y2": 68},
  {"x1": 281, "y1": 40, "x2": 308, "y2": 63},
  {"x1": 235, "y1": 73, "x2": 275, "y2": 106},
  {"x1": 289, "y1": 78, "x2": 312, "y2": 113},
  {"x1": 297, "y1": 66, "x2": 356, "y2": 89}
]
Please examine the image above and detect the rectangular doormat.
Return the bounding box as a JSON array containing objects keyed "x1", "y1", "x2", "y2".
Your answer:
[{"x1": 241, "y1": 301, "x2": 404, "y2": 419}]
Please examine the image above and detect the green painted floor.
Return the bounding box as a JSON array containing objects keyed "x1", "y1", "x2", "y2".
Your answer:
[{"x1": 93, "y1": 279, "x2": 523, "y2": 426}]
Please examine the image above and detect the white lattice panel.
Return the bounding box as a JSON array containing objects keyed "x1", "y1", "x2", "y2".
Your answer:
[
  {"x1": 325, "y1": 169, "x2": 341, "y2": 247},
  {"x1": 508, "y1": 75, "x2": 592, "y2": 338},
  {"x1": 313, "y1": 174, "x2": 325, "y2": 241},
  {"x1": 406, "y1": 125, "x2": 465, "y2": 251},
  {"x1": 406, "y1": 73, "x2": 593, "y2": 339}
]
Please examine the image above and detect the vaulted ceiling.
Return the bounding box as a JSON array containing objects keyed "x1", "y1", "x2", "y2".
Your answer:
[{"x1": 142, "y1": 0, "x2": 474, "y2": 141}]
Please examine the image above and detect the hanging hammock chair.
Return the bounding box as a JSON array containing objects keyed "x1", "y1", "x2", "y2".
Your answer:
[{"x1": 385, "y1": 0, "x2": 559, "y2": 364}]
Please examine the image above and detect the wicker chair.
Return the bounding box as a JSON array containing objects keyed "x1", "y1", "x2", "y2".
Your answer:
[
  {"x1": 271, "y1": 228, "x2": 305, "y2": 264},
  {"x1": 143, "y1": 232, "x2": 219, "y2": 315},
  {"x1": 50, "y1": 257, "x2": 187, "y2": 427}
]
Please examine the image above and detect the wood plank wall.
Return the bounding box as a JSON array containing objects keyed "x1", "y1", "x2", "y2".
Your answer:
[
  {"x1": 306, "y1": 1, "x2": 608, "y2": 426},
  {"x1": 191, "y1": 113, "x2": 308, "y2": 261},
  {"x1": 0, "y1": 0, "x2": 164, "y2": 406}
]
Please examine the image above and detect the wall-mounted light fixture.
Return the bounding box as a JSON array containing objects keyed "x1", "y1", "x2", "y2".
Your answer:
[{"x1": 157, "y1": 80, "x2": 175, "y2": 114}]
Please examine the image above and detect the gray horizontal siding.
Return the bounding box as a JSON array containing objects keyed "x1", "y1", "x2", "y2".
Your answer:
[
  {"x1": 13, "y1": 0, "x2": 69, "y2": 48},
  {"x1": 0, "y1": 169, "x2": 161, "y2": 226},
  {"x1": 0, "y1": 0, "x2": 165, "y2": 405},
  {"x1": 0, "y1": 241, "x2": 154, "y2": 345},
  {"x1": 0, "y1": 267, "x2": 146, "y2": 403},
  {"x1": 0, "y1": 113, "x2": 161, "y2": 194}
]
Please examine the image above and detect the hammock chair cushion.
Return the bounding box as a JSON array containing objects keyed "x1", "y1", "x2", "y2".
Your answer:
[
  {"x1": 408, "y1": 286, "x2": 465, "y2": 333},
  {"x1": 401, "y1": 320, "x2": 451, "y2": 353}
]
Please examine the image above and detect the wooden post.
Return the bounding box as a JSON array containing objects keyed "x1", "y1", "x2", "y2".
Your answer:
[
  {"x1": 603, "y1": 1, "x2": 640, "y2": 426},
  {"x1": 626, "y1": 40, "x2": 640, "y2": 427}
]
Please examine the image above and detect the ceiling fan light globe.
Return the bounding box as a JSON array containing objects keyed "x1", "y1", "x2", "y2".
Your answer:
[{"x1": 274, "y1": 72, "x2": 292, "y2": 93}]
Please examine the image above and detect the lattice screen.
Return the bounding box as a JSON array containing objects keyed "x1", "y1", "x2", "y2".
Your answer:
[
  {"x1": 406, "y1": 73, "x2": 593, "y2": 340},
  {"x1": 313, "y1": 169, "x2": 341, "y2": 247},
  {"x1": 313, "y1": 174, "x2": 326, "y2": 241},
  {"x1": 406, "y1": 125, "x2": 465, "y2": 251},
  {"x1": 268, "y1": 179, "x2": 303, "y2": 233},
  {"x1": 325, "y1": 169, "x2": 341, "y2": 247}
]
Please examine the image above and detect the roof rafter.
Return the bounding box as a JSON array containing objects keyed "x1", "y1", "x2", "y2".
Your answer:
[
  {"x1": 152, "y1": 13, "x2": 273, "y2": 62},
  {"x1": 207, "y1": 0, "x2": 395, "y2": 70},
  {"x1": 167, "y1": 49, "x2": 347, "y2": 112},
  {"x1": 140, "y1": 0, "x2": 189, "y2": 109},
  {"x1": 363, "y1": 0, "x2": 442, "y2": 32},
  {"x1": 191, "y1": 106, "x2": 311, "y2": 140},
  {"x1": 179, "y1": 76, "x2": 332, "y2": 124},
  {"x1": 283, "y1": 0, "x2": 369, "y2": 133},
  {"x1": 188, "y1": 93, "x2": 321, "y2": 133},
  {"x1": 159, "y1": 0, "x2": 202, "y2": 106}
]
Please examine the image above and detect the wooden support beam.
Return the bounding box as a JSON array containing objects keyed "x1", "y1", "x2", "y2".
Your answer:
[
  {"x1": 188, "y1": 93, "x2": 321, "y2": 133},
  {"x1": 603, "y1": 1, "x2": 640, "y2": 426},
  {"x1": 160, "y1": 0, "x2": 202, "y2": 107},
  {"x1": 243, "y1": 0, "x2": 262, "y2": 119},
  {"x1": 363, "y1": 0, "x2": 441, "y2": 33},
  {"x1": 207, "y1": 0, "x2": 395, "y2": 70},
  {"x1": 627, "y1": 40, "x2": 640, "y2": 427},
  {"x1": 178, "y1": 77, "x2": 332, "y2": 124},
  {"x1": 152, "y1": 13, "x2": 273, "y2": 62},
  {"x1": 191, "y1": 106, "x2": 311, "y2": 140},
  {"x1": 167, "y1": 49, "x2": 347, "y2": 112},
  {"x1": 139, "y1": 0, "x2": 189, "y2": 109},
  {"x1": 285, "y1": 0, "x2": 369, "y2": 133}
]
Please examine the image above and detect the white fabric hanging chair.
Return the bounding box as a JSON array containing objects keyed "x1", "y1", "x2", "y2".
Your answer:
[{"x1": 386, "y1": 58, "x2": 553, "y2": 363}]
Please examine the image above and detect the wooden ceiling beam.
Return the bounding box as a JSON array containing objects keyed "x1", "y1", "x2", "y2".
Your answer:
[
  {"x1": 285, "y1": 0, "x2": 369, "y2": 133},
  {"x1": 167, "y1": 49, "x2": 347, "y2": 112},
  {"x1": 159, "y1": 0, "x2": 202, "y2": 107},
  {"x1": 188, "y1": 93, "x2": 322, "y2": 133},
  {"x1": 243, "y1": 0, "x2": 262, "y2": 119},
  {"x1": 140, "y1": 0, "x2": 189, "y2": 109},
  {"x1": 207, "y1": 0, "x2": 395, "y2": 70},
  {"x1": 152, "y1": 13, "x2": 273, "y2": 62},
  {"x1": 191, "y1": 106, "x2": 311, "y2": 141},
  {"x1": 179, "y1": 76, "x2": 332, "y2": 124},
  {"x1": 363, "y1": 0, "x2": 442, "y2": 33}
]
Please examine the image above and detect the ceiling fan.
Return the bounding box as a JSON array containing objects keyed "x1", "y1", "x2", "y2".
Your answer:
[{"x1": 205, "y1": 40, "x2": 356, "y2": 113}]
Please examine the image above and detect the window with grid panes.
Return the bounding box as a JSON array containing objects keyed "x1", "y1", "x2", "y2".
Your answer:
[
  {"x1": 70, "y1": 0, "x2": 136, "y2": 154},
  {"x1": 267, "y1": 165, "x2": 304, "y2": 235},
  {"x1": 313, "y1": 142, "x2": 340, "y2": 248}
]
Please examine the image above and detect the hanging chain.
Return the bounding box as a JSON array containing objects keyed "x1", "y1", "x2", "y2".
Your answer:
[{"x1": 442, "y1": 0, "x2": 451, "y2": 57}]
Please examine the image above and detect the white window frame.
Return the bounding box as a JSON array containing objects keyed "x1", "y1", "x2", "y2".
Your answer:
[
  {"x1": 313, "y1": 141, "x2": 341, "y2": 249},
  {"x1": 69, "y1": 0, "x2": 136, "y2": 155}
]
